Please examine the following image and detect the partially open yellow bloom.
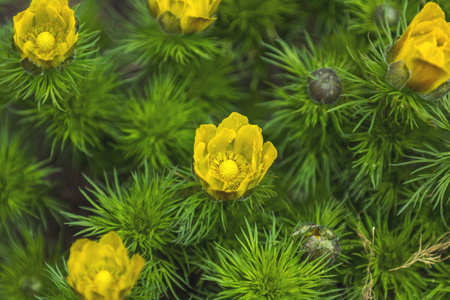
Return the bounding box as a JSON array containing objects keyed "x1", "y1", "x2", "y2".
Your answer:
[
  {"x1": 193, "y1": 112, "x2": 277, "y2": 201},
  {"x1": 13, "y1": 0, "x2": 78, "y2": 71},
  {"x1": 148, "y1": 0, "x2": 221, "y2": 33},
  {"x1": 388, "y1": 2, "x2": 450, "y2": 94},
  {"x1": 67, "y1": 232, "x2": 145, "y2": 300}
]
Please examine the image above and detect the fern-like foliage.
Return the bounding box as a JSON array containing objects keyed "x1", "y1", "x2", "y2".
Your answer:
[{"x1": 203, "y1": 220, "x2": 338, "y2": 300}]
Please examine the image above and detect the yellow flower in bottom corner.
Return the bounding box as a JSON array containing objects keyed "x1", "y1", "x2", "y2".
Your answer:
[
  {"x1": 67, "y1": 232, "x2": 145, "y2": 300},
  {"x1": 148, "y1": 0, "x2": 221, "y2": 33},
  {"x1": 193, "y1": 112, "x2": 277, "y2": 201},
  {"x1": 13, "y1": 0, "x2": 78, "y2": 73}
]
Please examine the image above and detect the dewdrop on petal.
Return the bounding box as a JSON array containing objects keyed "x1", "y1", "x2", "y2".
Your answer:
[{"x1": 66, "y1": 232, "x2": 145, "y2": 300}]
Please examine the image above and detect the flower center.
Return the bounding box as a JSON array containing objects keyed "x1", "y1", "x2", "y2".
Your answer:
[
  {"x1": 94, "y1": 270, "x2": 113, "y2": 290},
  {"x1": 36, "y1": 32, "x2": 55, "y2": 52},
  {"x1": 210, "y1": 151, "x2": 249, "y2": 190},
  {"x1": 219, "y1": 160, "x2": 238, "y2": 180}
]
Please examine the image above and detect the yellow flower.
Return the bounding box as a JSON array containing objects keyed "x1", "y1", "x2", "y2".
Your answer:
[
  {"x1": 66, "y1": 232, "x2": 145, "y2": 300},
  {"x1": 148, "y1": 0, "x2": 221, "y2": 33},
  {"x1": 13, "y1": 0, "x2": 78, "y2": 71},
  {"x1": 193, "y1": 112, "x2": 277, "y2": 201},
  {"x1": 388, "y1": 2, "x2": 450, "y2": 94}
]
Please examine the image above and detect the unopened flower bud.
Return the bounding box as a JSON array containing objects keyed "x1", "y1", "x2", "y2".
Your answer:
[
  {"x1": 307, "y1": 68, "x2": 342, "y2": 105},
  {"x1": 374, "y1": 4, "x2": 399, "y2": 27},
  {"x1": 292, "y1": 223, "x2": 341, "y2": 265}
]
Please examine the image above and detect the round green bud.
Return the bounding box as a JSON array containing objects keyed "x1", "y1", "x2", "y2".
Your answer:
[
  {"x1": 374, "y1": 4, "x2": 399, "y2": 27},
  {"x1": 307, "y1": 68, "x2": 342, "y2": 105},
  {"x1": 292, "y1": 223, "x2": 341, "y2": 265}
]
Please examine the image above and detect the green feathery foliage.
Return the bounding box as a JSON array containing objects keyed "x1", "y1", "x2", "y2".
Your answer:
[
  {"x1": 203, "y1": 220, "x2": 338, "y2": 299},
  {"x1": 0, "y1": 118, "x2": 60, "y2": 229},
  {"x1": 215, "y1": 0, "x2": 297, "y2": 54},
  {"x1": 397, "y1": 144, "x2": 450, "y2": 224},
  {"x1": 175, "y1": 170, "x2": 277, "y2": 246},
  {"x1": 342, "y1": 0, "x2": 407, "y2": 36},
  {"x1": 0, "y1": 225, "x2": 60, "y2": 300},
  {"x1": 341, "y1": 210, "x2": 437, "y2": 299},
  {"x1": 20, "y1": 61, "x2": 120, "y2": 156},
  {"x1": 113, "y1": 0, "x2": 218, "y2": 73},
  {"x1": 36, "y1": 263, "x2": 78, "y2": 300},
  {"x1": 115, "y1": 71, "x2": 205, "y2": 170},
  {"x1": 0, "y1": 23, "x2": 99, "y2": 109},
  {"x1": 262, "y1": 37, "x2": 361, "y2": 198}
]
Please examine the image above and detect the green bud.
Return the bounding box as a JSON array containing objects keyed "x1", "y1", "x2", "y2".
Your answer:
[
  {"x1": 292, "y1": 223, "x2": 341, "y2": 265},
  {"x1": 374, "y1": 4, "x2": 399, "y2": 27},
  {"x1": 21, "y1": 276, "x2": 42, "y2": 297},
  {"x1": 157, "y1": 11, "x2": 182, "y2": 34},
  {"x1": 386, "y1": 60, "x2": 411, "y2": 90},
  {"x1": 21, "y1": 58, "x2": 44, "y2": 76},
  {"x1": 307, "y1": 68, "x2": 342, "y2": 105}
]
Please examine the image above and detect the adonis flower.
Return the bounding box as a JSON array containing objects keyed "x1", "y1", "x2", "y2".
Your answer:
[
  {"x1": 386, "y1": 2, "x2": 450, "y2": 99},
  {"x1": 193, "y1": 112, "x2": 277, "y2": 201},
  {"x1": 67, "y1": 232, "x2": 145, "y2": 300},
  {"x1": 13, "y1": 0, "x2": 78, "y2": 73},
  {"x1": 148, "y1": 0, "x2": 221, "y2": 33}
]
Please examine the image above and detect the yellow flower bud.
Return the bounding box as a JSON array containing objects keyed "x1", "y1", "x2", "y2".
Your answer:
[
  {"x1": 148, "y1": 0, "x2": 221, "y2": 34},
  {"x1": 66, "y1": 232, "x2": 145, "y2": 300},
  {"x1": 386, "y1": 2, "x2": 450, "y2": 95},
  {"x1": 13, "y1": 0, "x2": 79, "y2": 71},
  {"x1": 193, "y1": 112, "x2": 277, "y2": 201}
]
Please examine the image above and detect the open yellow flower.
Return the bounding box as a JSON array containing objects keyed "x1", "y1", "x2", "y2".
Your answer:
[
  {"x1": 387, "y1": 2, "x2": 450, "y2": 95},
  {"x1": 13, "y1": 0, "x2": 78, "y2": 72},
  {"x1": 193, "y1": 112, "x2": 277, "y2": 201},
  {"x1": 148, "y1": 0, "x2": 221, "y2": 33},
  {"x1": 67, "y1": 232, "x2": 145, "y2": 300}
]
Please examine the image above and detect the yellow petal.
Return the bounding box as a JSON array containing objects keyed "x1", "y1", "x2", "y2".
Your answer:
[
  {"x1": 130, "y1": 254, "x2": 146, "y2": 282},
  {"x1": 182, "y1": 16, "x2": 215, "y2": 33},
  {"x1": 18, "y1": 11, "x2": 35, "y2": 40},
  {"x1": 407, "y1": 57, "x2": 447, "y2": 92},
  {"x1": 207, "y1": 128, "x2": 235, "y2": 154},
  {"x1": 233, "y1": 125, "x2": 263, "y2": 162},
  {"x1": 35, "y1": 3, "x2": 50, "y2": 23},
  {"x1": 209, "y1": 0, "x2": 221, "y2": 15},
  {"x1": 217, "y1": 112, "x2": 249, "y2": 134},
  {"x1": 100, "y1": 232, "x2": 124, "y2": 250},
  {"x1": 259, "y1": 142, "x2": 277, "y2": 180},
  {"x1": 148, "y1": 0, "x2": 162, "y2": 18},
  {"x1": 413, "y1": 2, "x2": 445, "y2": 24},
  {"x1": 194, "y1": 124, "x2": 217, "y2": 149},
  {"x1": 61, "y1": 6, "x2": 73, "y2": 30}
]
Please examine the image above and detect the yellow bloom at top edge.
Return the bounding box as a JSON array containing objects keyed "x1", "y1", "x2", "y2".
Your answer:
[
  {"x1": 13, "y1": 0, "x2": 78, "y2": 71},
  {"x1": 66, "y1": 232, "x2": 145, "y2": 300},
  {"x1": 193, "y1": 112, "x2": 277, "y2": 201},
  {"x1": 390, "y1": 2, "x2": 450, "y2": 94},
  {"x1": 148, "y1": 0, "x2": 221, "y2": 33}
]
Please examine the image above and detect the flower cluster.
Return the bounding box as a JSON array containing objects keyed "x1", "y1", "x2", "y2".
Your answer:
[
  {"x1": 67, "y1": 232, "x2": 145, "y2": 300},
  {"x1": 193, "y1": 112, "x2": 277, "y2": 201},
  {"x1": 13, "y1": 0, "x2": 78, "y2": 73}
]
